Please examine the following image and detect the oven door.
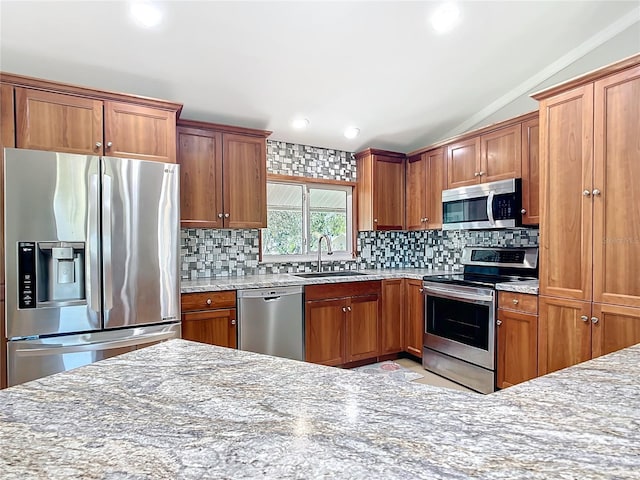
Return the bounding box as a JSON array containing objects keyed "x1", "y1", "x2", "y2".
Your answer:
[{"x1": 423, "y1": 282, "x2": 496, "y2": 370}]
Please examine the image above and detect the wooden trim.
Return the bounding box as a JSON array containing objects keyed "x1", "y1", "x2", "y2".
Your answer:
[
  {"x1": 0, "y1": 72, "x2": 183, "y2": 114},
  {"x1": 267, "y1": 173, "x2": 356, "y2": 187},
  {"x1": 354, "y1": 148, "x2": 406, "y2": 160},
  {"x1": 407, "y1": 111, "x2": 539, "y2": 157},
  {"x1": 532, "y1": 53, "x2": 640, "y2": 101},
  {"x1": 178, "y1": 118, "x2": 271, "y2": 138}
]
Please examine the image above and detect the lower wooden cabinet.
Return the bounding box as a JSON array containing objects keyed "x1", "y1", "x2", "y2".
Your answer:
[
  {"x1": 539, "y1": 296, "x2": 640, "y2": 375},
  {"x1": 404, "y1": 279, "x2": 424, "y2": 358},
  {"x1": 380, "y1": 279, "x2": 404, "y2": 354},
  {"x1": 497, "y1": 309, "x2": 538, "y2": 388},
  {"x1": 305, "y1": 281, "x2": 381, "y2": 366},
  {"x1": 181, "y1": 291, "x2": 237, "y2": 349}
]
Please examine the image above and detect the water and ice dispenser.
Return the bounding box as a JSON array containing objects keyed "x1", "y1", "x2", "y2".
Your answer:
[{"x1": 18, "y1": 241, "x2": 86, "y2": 308}]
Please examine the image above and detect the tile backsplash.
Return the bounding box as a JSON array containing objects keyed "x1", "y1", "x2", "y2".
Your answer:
[{"x1": 181, "y1": 138, "x2": 538, "y2": 280}]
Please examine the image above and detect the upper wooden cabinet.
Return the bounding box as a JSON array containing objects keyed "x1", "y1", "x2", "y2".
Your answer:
[
  {"x1": 355, "y1": 148, "x2": 405, "y2": 231},
  {"x1": 406, "y1": 148, "x2": 445, "y2": 230},
  {"x1": 521, "y1": 117, "x2": 540, "y2": 225},
  {"x1": 177, "y1": 120, "x2": 270, "y2": 229},
  {"x1": 537, "y1": 60, "x2": 640, "y2": 308},
  {"x1": 445, "y1": 124, "x2": 522, "y2": 189},
  {"x1": 2, "y1": 72, "x2": 182, "y2": 162}
]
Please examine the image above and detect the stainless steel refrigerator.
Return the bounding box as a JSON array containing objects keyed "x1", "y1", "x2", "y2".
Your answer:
[{"x1": 4, "y1": 148, "x2": 181, "y2": 387}]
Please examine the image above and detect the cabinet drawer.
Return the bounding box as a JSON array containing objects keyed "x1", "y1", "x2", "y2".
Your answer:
[
  {"x1": 181, "y1": 291, "x2": 236, "y2": 312},
  {"x1": 305, "y1": 281, "x2": 381, "y2": 302},
  {"x1": 498, "y1": 291, "x2": 538, "y2": 314}
]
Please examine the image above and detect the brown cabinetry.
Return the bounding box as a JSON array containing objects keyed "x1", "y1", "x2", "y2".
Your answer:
[
  {"x1": 521, "y1": 117, "x2": 540, "y2": 225},
  {"x1": 355, "y1": 148, "x2": 405, "y2": 231},
  {"x1": 406, "y1": 148, "x2": 445, "y2": 230},
  {"x1": 446, "y1": 124, "x2": 522, "y2": 188},
  {"x1": 8, "y1": 77, "x2": 181, "y2": 162},
  {"x1": 535, "y1": 56, "x2": 640, "y2": 373},
  {"x1": 181, "y1": 291, "x2": 237, "y2": 349},
  {"x1": 497, "y1": 291, "x2": 538, "y2": 388},
  {"x1": 380, "y1": 279, "x2": 404, "y2": 355},
  {"x1": 304, "y1": 281, "x2": 381, "y2": 366},
  {"x1": 177, "y1": 120, "x2": 270, "y2": 229},
  {"x1": 404, "y1": 279, "x2": 424, "y2": 358}
]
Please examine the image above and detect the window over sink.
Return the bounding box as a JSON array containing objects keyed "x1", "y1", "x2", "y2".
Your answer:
[{"x1": 262, "y1": 180, "x2": 353, "y2": 261}]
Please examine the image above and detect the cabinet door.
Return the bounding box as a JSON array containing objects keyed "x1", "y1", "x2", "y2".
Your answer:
[
  {"x1": 104, "y1": 101, "x2": 176, "y2": 163},
  {"x1": 538, "y1": 296, "x2": 591, "y2": 375},
  {"x1": 181, "y1": 309, "x2": 237, "y2": 349},
  {"x1": 446, "y1": 137, "x2": 480, "y2": 188},
  {"x1": 222, "y1": 133, "x2": 267, "y2": 229},
  {"x1": 373, "y1": 155, "x2": 405, "y2": 230},
  {"x1": 381, "y1": 280, "x2": 404, "y2": 354},
  {"x1": 305, "y1": 298, "x2": 345, "y2": 366},
  {"x1": 539, "y1": 84, "x2": 594, "y2": 301},
  {"x1": 521, "y1": 117, "x2": 540, "y2": 225},
  {"x1": 177, "y1": 126, "x2": 224, "y2": 228},
  {"x1": 15, "y1": 87, "x2": 103, "y2": 155},
  {"x1": 497, "y1": 309, "x2": 538, "y2": 388},
  {"x1": 346, "y1": 294, "x2": 379, "y2": 362},
  {"x1": 425, "y1": 147, "x2": 445, "y2": 229},
  {"x1": 593, "y1": 65, "x2": 640, "y2": 308},
  {"x1": 591, "y1": 303, "x2": 640, "y2": 358},
  {"x1": 405, "y1": 153, "x2": 426, "y2": 230},
  {"x1": 404, "y1": 279, "x2": 424, "y2": 358},
  {"x1": 480, "y1": 124, "x2": 522, "y2": 183}
]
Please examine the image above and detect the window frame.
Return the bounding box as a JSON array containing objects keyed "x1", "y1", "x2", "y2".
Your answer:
[{"x1": 261, "y1": 175, "x2": 356, "y2": 263}]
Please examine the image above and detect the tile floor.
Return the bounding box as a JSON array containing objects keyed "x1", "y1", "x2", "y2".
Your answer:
[{"x1": 394, "y1": 358, "x2": 475, "y2": 393}]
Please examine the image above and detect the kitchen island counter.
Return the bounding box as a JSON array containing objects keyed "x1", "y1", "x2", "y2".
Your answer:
[{"x1": 1, "y1": 339, "x2": 638, "y2": 479}]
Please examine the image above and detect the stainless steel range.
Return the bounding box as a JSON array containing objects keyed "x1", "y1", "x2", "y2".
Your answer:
[{"x1": 422, "y1": 246, "x2": 538, "y2": 393}]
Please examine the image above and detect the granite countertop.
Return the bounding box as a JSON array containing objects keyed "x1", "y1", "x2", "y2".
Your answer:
[
  {"x1": 181, "y1": 268, "x2": 449, "y2": 292},
  {"x1": 1, "y1": 339, "x2": 638, "y2": 479},
  {"x1": 495, "y1": 279, "x2": 539, "y2": 295}
]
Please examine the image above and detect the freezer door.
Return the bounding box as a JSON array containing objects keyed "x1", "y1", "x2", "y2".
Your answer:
[
  {"x1": 3, "y1": 148, "x2": 101, "y2": 338},
  {"x1": 7, "y1": 322, "x2": 181, "y2": 387},
  {"x1": 101, "y1": 157, "x2": 180, "y2": 329}
]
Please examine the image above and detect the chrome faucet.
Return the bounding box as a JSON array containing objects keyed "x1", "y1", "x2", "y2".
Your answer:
[{"x1": 317, "y1": 235, "x2": 333, "y2": 272}]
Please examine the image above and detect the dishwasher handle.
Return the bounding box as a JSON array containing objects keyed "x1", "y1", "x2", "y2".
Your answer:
[{"x1": 263, "y1": 296, "x2": 281, "y2": 302}]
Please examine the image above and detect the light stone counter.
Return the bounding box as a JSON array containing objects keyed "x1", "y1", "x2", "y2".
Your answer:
[
  {"x1": 181, "y1": 268, "x2": 449, "y2": 293},
  {"x1": 1, "y1": 339, "x2": 639, "y2": 479},
  {"x1": 495, "y1": 279, "x2": 539, "y2": 295}
]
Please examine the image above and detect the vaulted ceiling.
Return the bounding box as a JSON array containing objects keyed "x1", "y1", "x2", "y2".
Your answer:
[{"x1": 1, "y1": 1, "x2": 638, "y2": 152}]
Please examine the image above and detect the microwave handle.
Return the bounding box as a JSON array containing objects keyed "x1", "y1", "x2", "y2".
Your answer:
[{"x1": 486, "y1": 190, "x2": 496, "y2": 226}]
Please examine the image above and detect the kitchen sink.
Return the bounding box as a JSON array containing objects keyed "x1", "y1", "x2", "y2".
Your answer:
[{"x1": 293, "y1": 271, "x2": 369, "y2": 279}]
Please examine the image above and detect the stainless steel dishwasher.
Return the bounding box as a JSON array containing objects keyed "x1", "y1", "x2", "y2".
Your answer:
[{"x1": 237, "y1": 286, "x2": 304, "y2": 361}]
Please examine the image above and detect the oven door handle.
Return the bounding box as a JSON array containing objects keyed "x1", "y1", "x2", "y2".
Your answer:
[
  {"x1": 486, "y1": 190, "x2": 496, "y2": 226},
  {"x1": 423, "y1": 285, "x2": 494, "y2": 303}
]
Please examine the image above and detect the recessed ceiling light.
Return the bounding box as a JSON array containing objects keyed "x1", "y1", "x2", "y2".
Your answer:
[
  {"x1": 344, "y1": 127, "x2": 360, "y2": 139},
  {"x1": 130, "y1": 1, "x2": 163, "y2": 28},
  {"x1": 430, "y1": 2, "x2": 461, "y2": 34},
  {"x1": 292, "y1": 117, "x2": 310, "y2": 129}
]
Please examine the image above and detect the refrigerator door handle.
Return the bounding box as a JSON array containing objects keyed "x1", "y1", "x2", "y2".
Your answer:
[
  {"x1": 103, "y1": 173, "x2": 113, "y2": 311},
  {"x1": 88, "y1": 174, "x2": 101, "y2": 313},
  {"x1": 13, "y1": 331, "x2": 177, "y2": 357}
]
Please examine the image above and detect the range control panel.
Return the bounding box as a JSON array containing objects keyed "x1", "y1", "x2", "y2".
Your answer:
[{"x1": 18, "y1": 241, "x2": 36, "y2": 309}]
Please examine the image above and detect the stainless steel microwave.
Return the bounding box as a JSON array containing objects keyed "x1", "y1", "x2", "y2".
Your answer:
[{"x1": 442, "y1": 178, "x2": 522, "y2": 230}]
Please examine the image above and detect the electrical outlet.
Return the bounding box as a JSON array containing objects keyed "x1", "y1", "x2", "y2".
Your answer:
[{"x1": 425, "y1": 246, "x2": 434, "y2": 259}]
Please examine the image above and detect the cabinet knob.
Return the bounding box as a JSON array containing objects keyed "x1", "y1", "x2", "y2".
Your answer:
[
  {"x1": 218, "y1": 213, "x2": 224, "y2": 218},
  {"x1": 342, "y1": 307, "x2": 347, "y2": 312},
  {"x1": 496, "y1": 319, "x2": 502, "y2": 326},
  {"x1": 231, "y1": 319, "x2": 236, "y2": 326},
  {"x1": 106, "y1": 141, "x2": 113, "y2": 148},
  {"x1": 592, "y1": 189, "x2": 601, "y2": 197},
  {"x1": 591, "y1": 316, "x2": 599, "y2": 324},
  {"x1": 373, "y1": 218, "x2": 378, "y2": 223},
  {"x1": 583, "y1": 190, "x2": 591, "y2": 197},
  {"x1": 347, "y1": 306, "x2": 352, "y2": 312},
  {"x1": 520, "y1": 208, "x2": 527, "y2": 215},
  {"x1": 479, "y1": 171, "x2": 485, "y2": 176},
  {"x1": 419, "y1": 288, "x2": 424, "y2": 293},
  {"x1": 425, "y1": 217, "x2": 429, "y2": 222},
  {"x1": 95, "y1": 142, "x2": 102, "y2": 148},
  {"x1": 474, "y1": 172, "x2": 480, "y2": 177},
  {"x1": 224, "y1": 213, "x2": 230, "y2": 218},
  {"x1": 580, "y1": 315, "x2": 589, "y2": 322},
  {"x1": 206, "y1": 298, "x2": 212, "y2": 305},
  {"x1": 512, "y1": 299, "x2": 519, "y2": 305}
]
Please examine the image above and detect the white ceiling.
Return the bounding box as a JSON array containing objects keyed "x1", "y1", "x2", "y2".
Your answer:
[{"x1": 1, "y1": 1, "x2": 639, "y2": 153}]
